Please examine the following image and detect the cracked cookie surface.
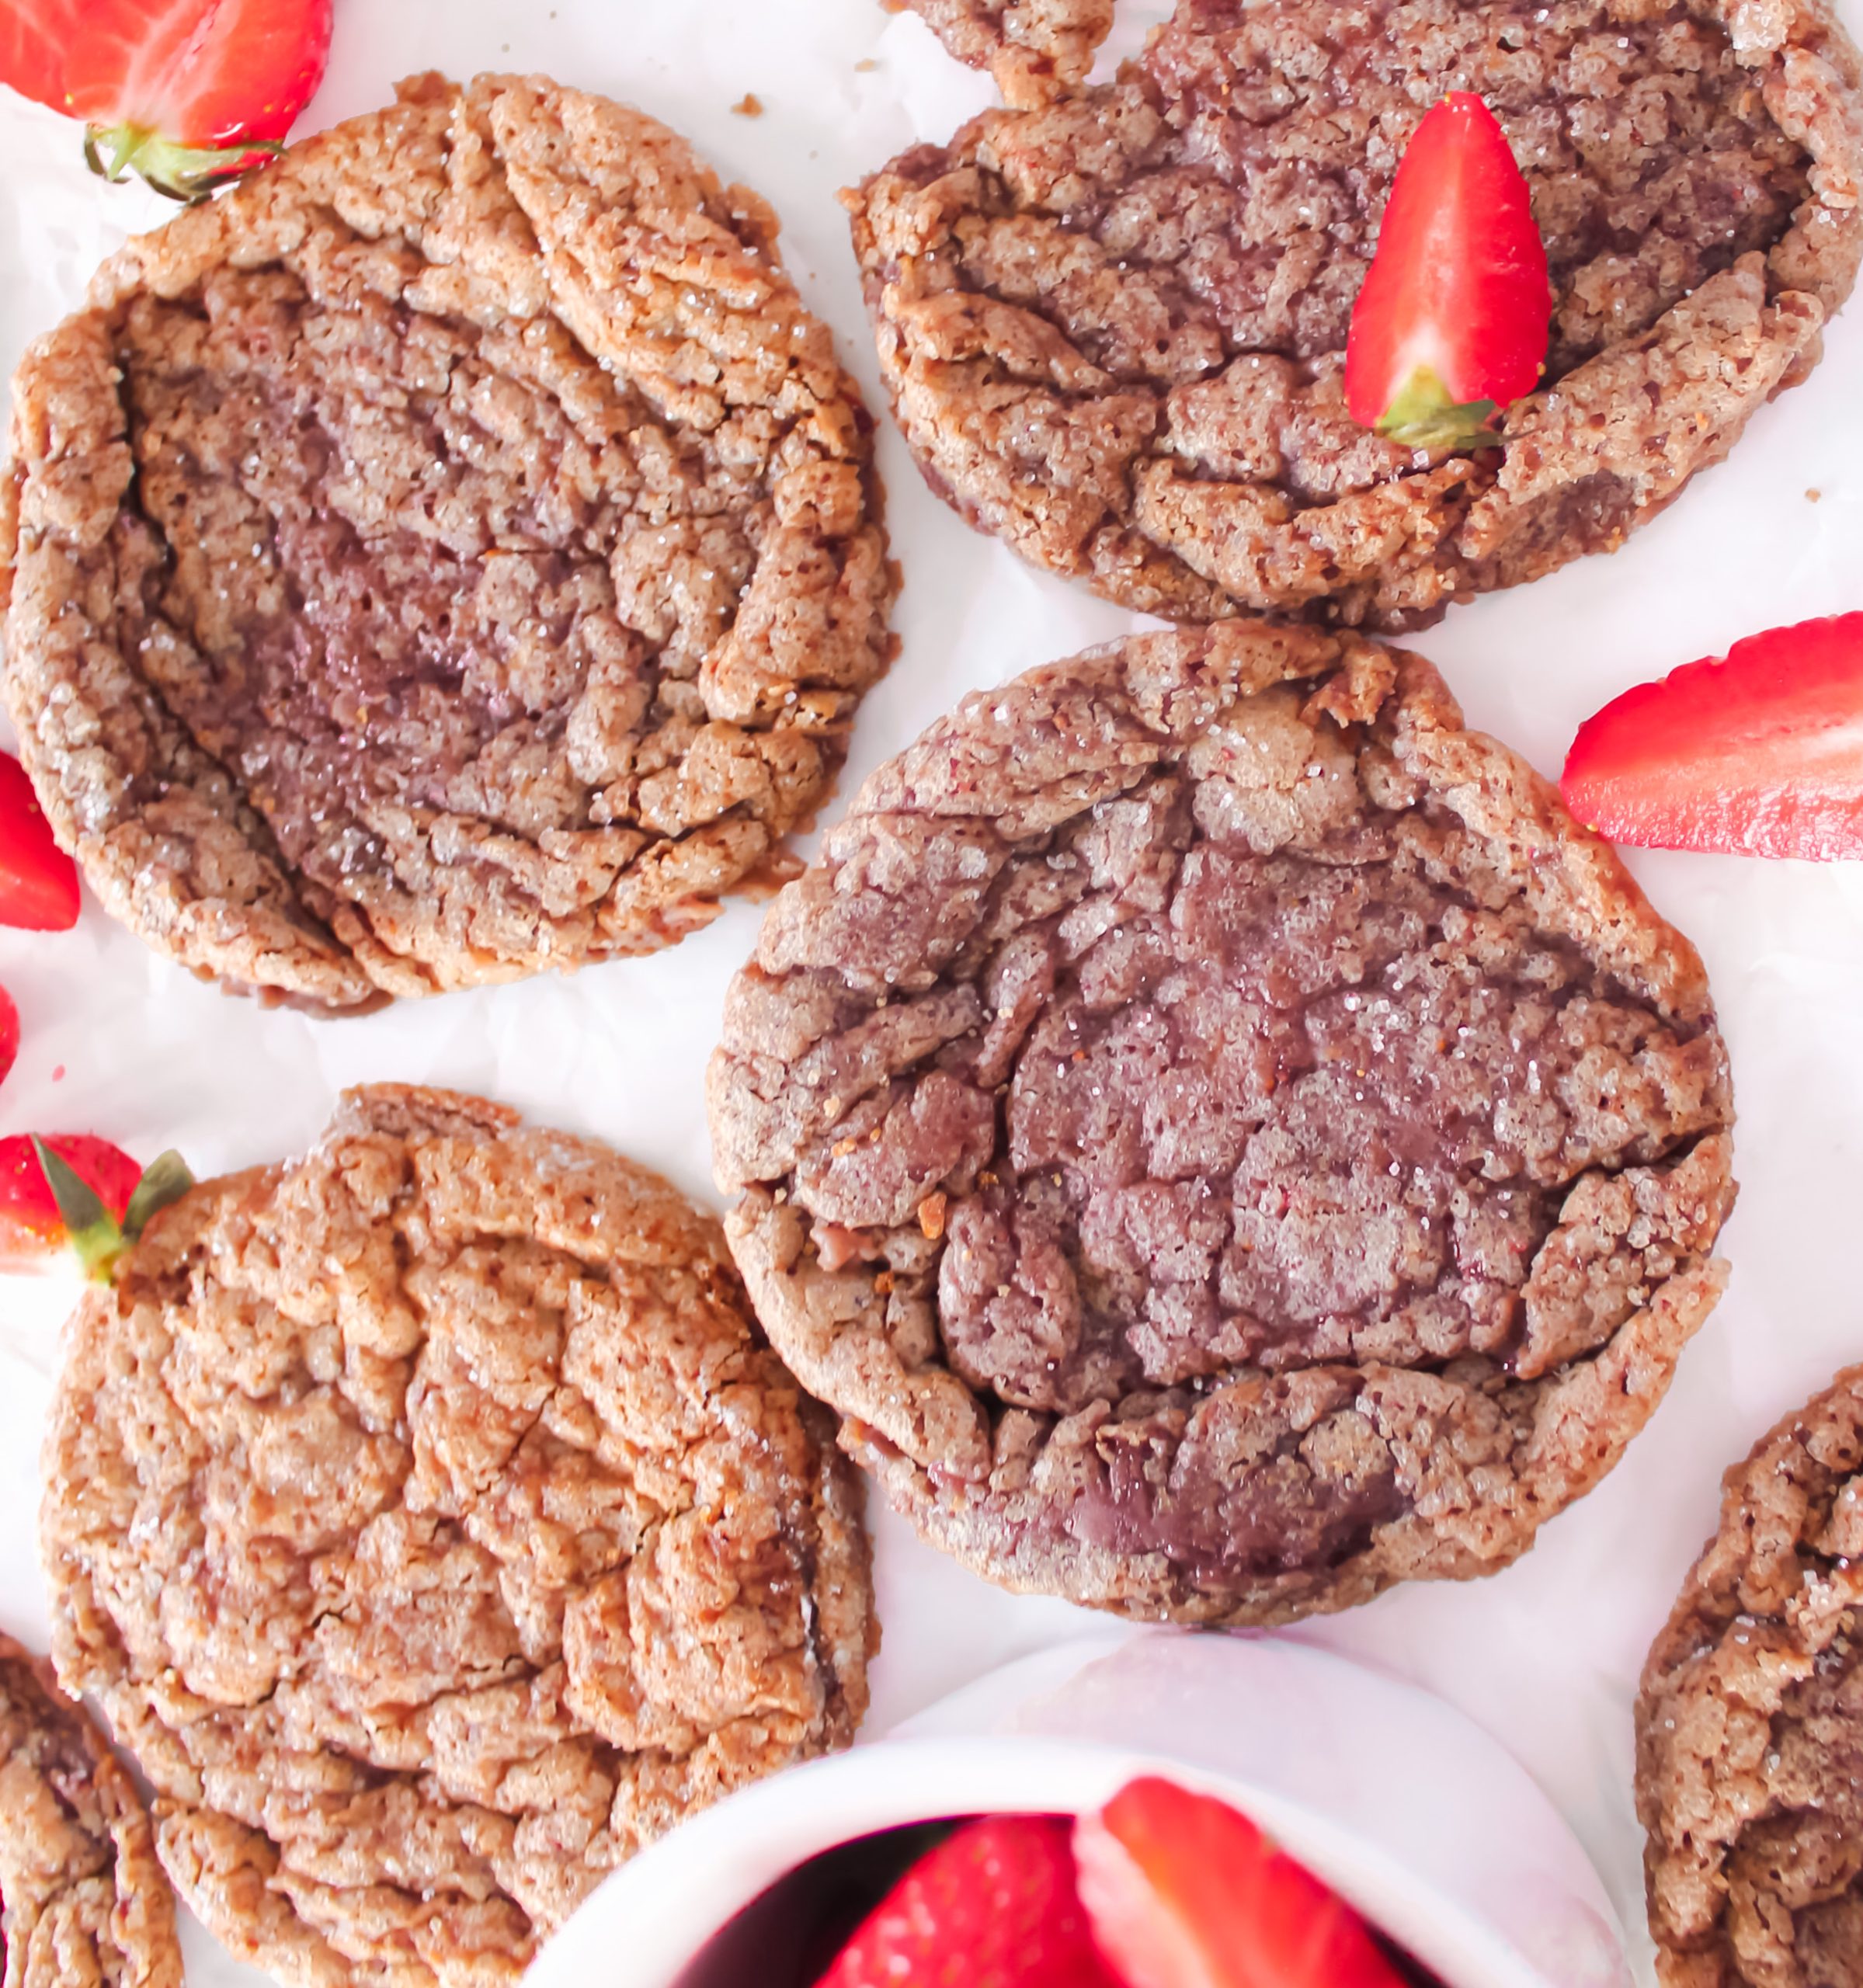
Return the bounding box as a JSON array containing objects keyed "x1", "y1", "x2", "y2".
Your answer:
[
  {"x1": 850, "y1": 0, "x2": 1863, "y2": 631},
  {"x1": 708, "y1": 622, "x2": 1735, "y2": 1625},
  {"x1": 1639, "y1": 1368, "x2": 1863, "y2": 1986},
  {"x1": 896, "y1": 0, "x2": 1117, "y2": 106},
  {"x1": 1, "y1": 71, "x2": 895, "y2": 1009},
  {"x1": 41, "y1": 1085, "x2": 875, "y2": 1987},
  {"x1": 0, "y1": 1632, "x2": 180, "y2": 1988}
]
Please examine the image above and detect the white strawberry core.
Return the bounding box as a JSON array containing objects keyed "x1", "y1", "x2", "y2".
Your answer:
[
  {"x1": 116, "y1": 0, "x2": 226, "y2": 132},
  {"x1": 1385, "y1": 322, "x2": 1465, "y2": 411},
  {"x1": 1073, "y1": 1813, "x2": 1225, "y2": 1988}
]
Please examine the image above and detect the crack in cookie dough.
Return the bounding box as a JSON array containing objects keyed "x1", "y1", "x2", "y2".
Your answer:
[
  {"x1": 0, "y1": 72, "x2": 895, "y2": 1008},
  {"x1": 708, "y1": 622, "x2": 1736, "y2": 1625},
  {"x1": 849, "y1": 0, "x2": 1863, "y2": 631},
  {"x1": 0, "y1": 1631, "x2": 181, "y2": 1988},
  {"x1": 1639, "y1": 1369, "x2": 1863, "y2": 1986},
  {"x1": 41, "y1": 1086, "x2": 875, "y2": 1987}
]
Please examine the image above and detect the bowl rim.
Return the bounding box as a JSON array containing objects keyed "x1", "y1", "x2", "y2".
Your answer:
[{"x1": 527, "y1": 1667, "x2": 1614, "y2": 1988}]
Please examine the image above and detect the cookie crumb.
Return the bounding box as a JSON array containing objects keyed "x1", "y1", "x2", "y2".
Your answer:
[
  {"x1": 732, "y1": 92, "x2": 765, "y2": 117},
  {"x1": 1808, "y1": 486, "x2": 1823, "y2": 501},
  {"x1": 855, "y1": 57, "x2": 879, "y2": 70},
  {"x1": 918, "y1": 1192, "x2": 949, "y2": 1241}
]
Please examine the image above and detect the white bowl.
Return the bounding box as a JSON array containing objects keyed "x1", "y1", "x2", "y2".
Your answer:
[{"x1": 528, "y1": 1631, "x2": 1630, "y2": 1988}]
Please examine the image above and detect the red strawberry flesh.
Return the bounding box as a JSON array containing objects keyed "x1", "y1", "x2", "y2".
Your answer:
[
  {"x1": 0, "y1": 1133, "x2": 141, "y2": 1270},
  {"x1": 0, "y1": 988, "x2": 17, "y2": 1092},
  {"x1": 0, "y1": 752, "x2": 79, "y2": 932},
  {"x1": 813, "y1": 1814, "x2": 1125, "y2": 1988},
  {"x1": 0, "y1": 0, "x2": 332, "y2": 198},
  {"x1": 1346, "y1": 92, "x2": 1551, "y2": 450},
  {"x1": 1561, "y1": 612, "x2": 1863, "y2": 860},
  {"x1": 1075, "y1": 1778, "x2": 1410, "y2": 1988}
]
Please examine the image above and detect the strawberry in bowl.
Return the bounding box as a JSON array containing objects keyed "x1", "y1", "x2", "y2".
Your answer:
[
  {"x1": 815, "y1": 1815, "x2": 1126, "y2": 1988},
  {"x1": 808, "y1": 1784, "x2": 1430, "y2": 1988},
  {"x1": 525, "y1": 1636, "x2": 1626, "y2": 1988}
]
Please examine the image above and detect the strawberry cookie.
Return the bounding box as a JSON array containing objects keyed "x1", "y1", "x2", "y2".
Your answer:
[
  {"x1": 0, "y1": 1631, "x2": 182, "y2": 1988},
  {"x1": 708, "y1": 621, "x2": 1736, "y2": 1625},
  {"x1": 41, "y1": 1085, "x2": 876, "y2": 1986},
  {"x1": 851, "y1": 0, "x2": 1863, "y2": 631},
  {"x1": 1637, "y1": 1368, "x2": 1863, "y2": 1985},
  {"x1": 1, "y1": 73, "x2": 895, "y2": 1008}
]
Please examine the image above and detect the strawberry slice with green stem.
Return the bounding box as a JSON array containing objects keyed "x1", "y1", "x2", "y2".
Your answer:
[
  {"x1": 1561, "y1": 612, "x2": 1863, "y2": 860},
  {"x1": 1346, "y1": 91, "x2": 1552, "y2": 452},
  {"x1": 1074, "y1": 1777, "x2": 1412, "y2": 1988},
  {"x1": 0, "y1": 0, "x2": 332, "y2": 201},
  {"x1": 0, "y1": 1133, "x2": 193, "y2": 1278}
]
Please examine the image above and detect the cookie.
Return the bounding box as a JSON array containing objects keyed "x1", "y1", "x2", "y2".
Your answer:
[
  {"x1": 0, "y1": 1630, "x2": 180, "y2": 1988},
  {"x1": 895, "y1": 0, "x2": 1116, "y2": 106},
  {"x1": 1638, "y1": 1369, "x2": 1863, "y2": 1986},
  {"x1": 849, "y1": 0, "x2": 1863, "y2": 631},
  {"x1": 708, "y1": 621, "x2": 1736, "y2": 1625},
  {"x1": 40, "y1": 1085, "x2": 875, "y2": 1986},
  {"x1": 0, "y1": 73, "x2": 895, "y2": 1010}
]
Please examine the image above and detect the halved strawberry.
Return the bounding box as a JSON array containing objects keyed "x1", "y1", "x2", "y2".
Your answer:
[
  {"x1": 1562, "y1": 611, "x2": 1863, "y2": 860},
  {"x1": 814, "y1": 1815, "x2": 1127, "y2": 1988},
  {"x1": 0, "y1": 752, "x2": 80, "y2": 931},
  {"x1": 1345, "y1": 92, "x2": 1552, "y2": 452},
  {"x1": 0, "y1": 989, "x2": 16, "y2": 1092},
  {"x1": 0, "y1": 1133, "x2": 193, "y2": 1278},
  {"x1": 1074, "y1": 1778, "x2": 1410, "y2": 1988},
  {"x1": 0, "y1": 0, "x2": 332, "y2": 202}
]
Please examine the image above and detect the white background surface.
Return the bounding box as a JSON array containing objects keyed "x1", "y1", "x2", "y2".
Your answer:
[{"x1": 2, "y1": 2, "x2": 1861, "y2": 1980}]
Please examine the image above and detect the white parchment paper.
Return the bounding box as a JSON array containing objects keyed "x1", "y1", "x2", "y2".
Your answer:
[{"x1": 2, "y1": 3, "x2": 1861, "y2": 1979}]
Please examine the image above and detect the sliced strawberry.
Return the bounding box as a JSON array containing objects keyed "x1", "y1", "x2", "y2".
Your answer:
[
  {"x1": 0, "y1": 1134, "x2": 140, "y2": 1270},
  {"x1": 1345, "y1": 92, "x2": 1552, "y2": 452},
  {"x1": 1075, "y1": 1778, "x2": 1410, "y2": 1988},
  {"x1": 0, "y1": 0, "x2": 332, "y2": 201},
  {"x1": 0, "y1": 1134, "x2": 193, "y2": 1278},
  {"x1": 0, "y1": 989, "x2": 16, "y2": 1092},
  {"x1": 814, "y1": 1815, "x2": 1127, "y2": 1988},
  {"x1": 0, "y1": 752, "x2": 80, "y2": 932},
  {"x1": 1562, "y1": 612, "x2": 1863, "y2": 860}
]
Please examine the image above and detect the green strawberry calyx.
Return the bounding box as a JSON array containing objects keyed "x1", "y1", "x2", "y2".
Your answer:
[
  {"x1": 30, "y1": 1140, "x2": 195, "y2": 1282},
  {"x1": 83, "y1": 123, "x2": 283, "y2": 204},
  {"x1": 1376, "y1": 362, "x2": 1507, "y2": 454}
]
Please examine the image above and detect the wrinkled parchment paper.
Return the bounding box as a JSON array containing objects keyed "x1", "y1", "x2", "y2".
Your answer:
[{"x1": 2, "y1": 2, "x2": 1861, "y2": 1978}]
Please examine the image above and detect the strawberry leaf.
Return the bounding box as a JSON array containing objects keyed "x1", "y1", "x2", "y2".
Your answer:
[
  {"x1": 1375, "y1": 363, "x2": 1504, "y2": 454},
  {"x1": 84, "y1": 123, "x2": 282, "y2": 203},
  {"x1": 30, "y1": 1136, "x2": 124, "y2": 1282},
  {"x1": 123, "y1": 1151, "x2": 194, "y2": 1239}
]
